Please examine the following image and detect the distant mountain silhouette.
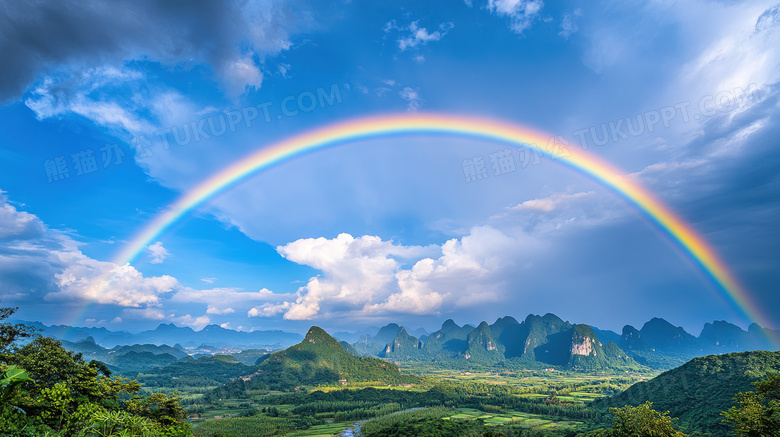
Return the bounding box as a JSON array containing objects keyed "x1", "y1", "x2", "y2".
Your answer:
[{"x1": 22, "y1": 320, "x2": 302, "y2": 349}]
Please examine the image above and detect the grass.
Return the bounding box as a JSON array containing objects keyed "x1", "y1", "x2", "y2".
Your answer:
[{"x1": 443, "y1": 408, "x2": 586, "y2": 430}]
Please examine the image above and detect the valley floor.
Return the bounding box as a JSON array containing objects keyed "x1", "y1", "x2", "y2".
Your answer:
[{"x1": 173, "y1": 365, "x2": 654, "y2": 437}]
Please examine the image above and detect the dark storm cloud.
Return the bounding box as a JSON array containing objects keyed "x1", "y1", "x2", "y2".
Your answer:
[
  {"x1": 637, "y1": 83, "x2": 780, "y2": 326},
  {"x1": 675, "y1": 83, "x2": 780, "y2": 217},
  {"x1": 0, "y1": 0, "x2": 311, "y2": 101}
]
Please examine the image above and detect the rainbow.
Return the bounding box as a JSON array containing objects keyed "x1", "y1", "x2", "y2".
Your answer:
[{"x1": 104, "y1": 113, "x2": 769, "y2": 332}]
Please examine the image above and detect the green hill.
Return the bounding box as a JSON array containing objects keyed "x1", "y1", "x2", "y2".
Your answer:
[
  {"x1": 110, "y1": 350, "x2": 179, "y2": 372},
  {"x1": 529, "y1": 324, "x2": 640, "y2": 370},
  {"x1": 353, "y1": 323, "x2": 402, "y2": 356},
  {"x1": 132, "y1": 354, "x2": 255, "y2": 388},
  {"x1": 380, "y1": 327, "x2": 424, "y2": 361},
  {"x1": 231, "y1": 348, "x2": 271, "y2": 366},
  {"x1": 489, "y1": 316, "x2": 524, "y2": 358},
  {"x1": 464, "y1": 321, "x2": 505, "y2": 364},
  {"x1": 340, "y1": 340, "x2": 360, "y2": 356},
  {"x1": 514, "y1": 313, "x2": 573, "y2": 362},
  {"x1": 422, "y1": 319, "x2": 472, "y2": 359},
  {"x1": 112, "y1": 343, "x2": 189, "y2": 360},
  {"x1": 591, "y1": 350, "x2": 780, "y2": 436},
  {"x1": 249, "y1": 327, "x2": 418, "y2": 390}
]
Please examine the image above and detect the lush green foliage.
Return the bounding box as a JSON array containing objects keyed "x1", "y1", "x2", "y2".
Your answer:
[
  {"x1": 130, "y1": 355, "x2": 255, "y2": 389},
  {"x1": 599, "y1": 402, "x2": 685, "y2": 436},
  {"x1": 0, "y1": 306, "x2": 192, "y2": 436},
  {"x1": 721, "y1": 375, "x2": 780, "y2": 436},
  {"x1": 592, "y1": 351, "x2": 780, "y2": 436}
]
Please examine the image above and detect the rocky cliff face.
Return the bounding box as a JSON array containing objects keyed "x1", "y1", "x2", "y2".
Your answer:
[{"x1": 571, "y1": 336, "x2": 596, "y2": 356}]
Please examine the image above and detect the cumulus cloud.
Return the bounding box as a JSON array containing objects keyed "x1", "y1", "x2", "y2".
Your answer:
[
  {"x1": 49, "y1": 259, "x2": 177, "y2": 307},
  {"x1": 219, "y1": 55, "x2": 264, "y2": 97},
  {"x1": 0, "y1": 0, "x2": 308, "y2": 101},
  {"x1": 0, "y1": 191, "x2": 176, "y2": 308},
  {"x1": 269, "y1": 229, "x2": 541, "y2": 321},
  {"x1": 486, "y1": 0, "x2": 544, "y2": 34},
  {"x1": 146, "y1": 241, "x2": 169, "y2": 264},
  {"x1": 0, "y1": 195, "x2": 45, "y2": 241},
  {"x1": 273, "y1": 234, "x2": 437, "y2": 320},
  {"x1": 248, "y1": 301, "x2": 293, "y2": 318},
  {"x1": 0, "y1": 192, "x2": 279, "y2": 328}
]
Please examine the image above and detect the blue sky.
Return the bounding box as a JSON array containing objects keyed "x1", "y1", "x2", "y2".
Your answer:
[{"x1": 1, "y1": 0, "x2": 779, "y2": 336}]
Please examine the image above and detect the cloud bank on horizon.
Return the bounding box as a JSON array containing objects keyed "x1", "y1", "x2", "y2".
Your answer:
[{"x1": 0, "y1": 0, "x2": 779, "y2": 334}]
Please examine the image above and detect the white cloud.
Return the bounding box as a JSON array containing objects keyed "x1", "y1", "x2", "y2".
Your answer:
[
  {"x1": 24, "y1": 67, "x2": 173, "y2": 136},
  {"x1": 397, "y1": 21, "x2": 455, "y2": 51},
  {"x1": 172, "y1": 314, "x2": 211, "y2": 330},
  {"x1": 0, "y1": 192, "x2": 44, "y2": 240},
  {"x1": 400, "y1": 87, "x2": 424, "y2": 112},
  {"x1": 146, "y1": 241, "x2": 169, "y2": 264},
  {"x1": 121, "y1": 307, "x2": 166, "y2": 321},
  {"x1": 49, "y1": 259, "x2": 177, "y2": 307},
  {"x1": 0, "y1": 193, "x2": 178, "y2": 308},
  {"x1": 271, "y1": 228, "x2": 540, "y2": 320},
  {"x1": 509, "y1": 192, "x2": 593, "y2": 213},
  {"x1": 274, "y1": 233, "x2": 438, "y2": 320},
  {"x1": 678, "y1": 3, "x2": 780, "y2": 100},
  {"x1": 0, "y1": 191, "x2": 245, "y2": 331},
  {"x1": 219, "y1": 55, "x2": 263, "y2": 98},
  {"x1": 207, "y1": 307, "x2": 235, "y2": 315},
  {"x1": 486, "y1": 0, "x2": 543, "y2": 34},
  {"x1": 248, "y1": 301, "x2": 293, "y2": 318},
  {"x1": 172, "y1": 287, "x2": 291, "y2": 316},
  {"x1": 277, "y1": 63, "x2": 291, "y2": 77},
  {"x1": 559, "y1": 9, "x2": 581, "y2": 39}
]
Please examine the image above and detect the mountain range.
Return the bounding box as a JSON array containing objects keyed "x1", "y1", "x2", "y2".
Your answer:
[
  {"x1": 356, "y1": 314, "x2": 641, "y2": 370},
  {"x1": 20, "y1": 320, "x2": 303, "y2": 348},
  {"x1": 345, "y1": 314, "x2": 780, "y2": 370},
  {"x1": 20, "y1": 313, "x2": 780, "y2": 371}
]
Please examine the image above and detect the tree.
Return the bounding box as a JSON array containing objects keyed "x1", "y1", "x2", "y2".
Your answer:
[
  {"x1": 610, "y1": 402, "x2": 686, "y2": 436},
  {"x1": 722, "y1": 375, "x2": 780, "y2": 437},
  {"x1": 0, "y1": 303, "x2": 38, "y2": 354},
  {"x1": 585, "y1": 402, "x2": 686, "y2": 436},
  {"x1": 0, "y1": 306, "x2": 192, "y2": 436}
]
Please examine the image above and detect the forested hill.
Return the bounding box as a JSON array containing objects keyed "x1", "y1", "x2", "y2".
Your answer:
[
  {"x1": 213, "y1": 326, "x2": 419, "y2": 395},
  {"x1": 591, "y1": 350, "x2": 780, "y2": 436}
]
